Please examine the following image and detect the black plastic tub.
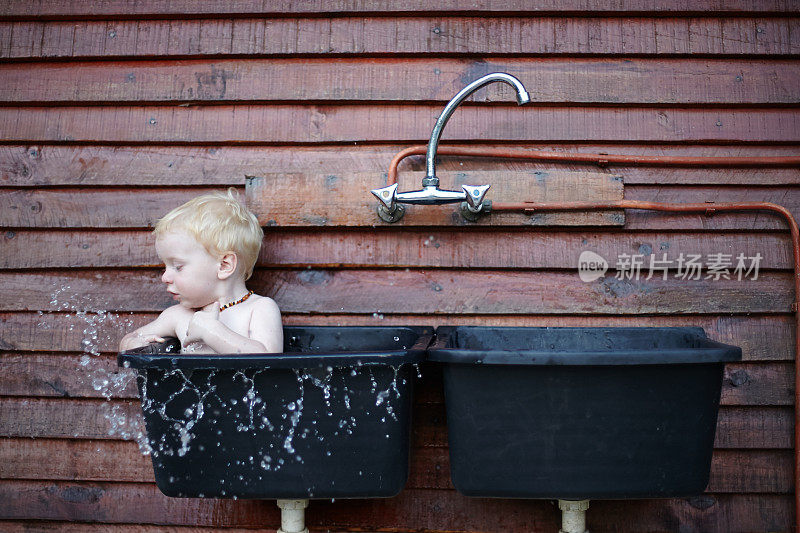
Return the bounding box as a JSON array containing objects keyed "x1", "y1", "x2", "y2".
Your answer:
[
  {"x1": 119, "y1": 326, "x2": 432, "y2": 499},
  {"x1": 427, "y1": 326, "x2": 742, "y2": 499}
]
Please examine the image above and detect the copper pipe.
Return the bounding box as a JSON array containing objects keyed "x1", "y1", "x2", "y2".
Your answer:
[
  {"x1": 493, "y1": 199, "x2": 800, "y2": 530},
  {"x1": 386, "y1": 145, "x2": 800, "y2": 186},
  {"x1": 386, "y1": 144, "x2": 800, "y2": 528}
]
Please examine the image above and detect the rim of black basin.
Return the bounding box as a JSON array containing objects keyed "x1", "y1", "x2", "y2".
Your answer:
[
  {"x1": 428, "y1": 326, "x2": 742, "y2": 366},
  {"x1": 119, "y1": 325, "x2": 433, "y2": 370}
]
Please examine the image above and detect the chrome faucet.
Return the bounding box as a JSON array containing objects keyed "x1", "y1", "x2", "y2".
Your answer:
[{"x1": 372, "y1": 72, "x2": 530, "y2": 222}]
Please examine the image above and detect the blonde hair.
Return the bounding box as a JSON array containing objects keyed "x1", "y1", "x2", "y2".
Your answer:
[{"x1": 154, "y1": 188, "x2": 263, "y2": 280}]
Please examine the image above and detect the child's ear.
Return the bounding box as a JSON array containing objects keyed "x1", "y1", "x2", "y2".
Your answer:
[{"x1": 218, "y1": 252, "x2": 238, "y2": 280}]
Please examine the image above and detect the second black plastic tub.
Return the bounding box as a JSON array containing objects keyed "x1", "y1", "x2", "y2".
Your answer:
[
  {"x1": 119, "y1": 326, "x2": 432, "y2": 499},
  {"x1": 427, "y1": 326, "x2": 742, "y2": 499}
]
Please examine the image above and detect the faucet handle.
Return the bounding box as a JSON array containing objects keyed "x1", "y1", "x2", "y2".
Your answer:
[
  {"x1": 462, "y1": 184, "x2": 491, "y2": 209},
  {"x1": 371, "y1": 183, "x2": 398, "y2": 209}
]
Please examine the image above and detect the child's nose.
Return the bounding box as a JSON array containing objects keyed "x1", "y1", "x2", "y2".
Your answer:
[{"x1": 161, "y1": 270, "x2": 171, "y2": 283}]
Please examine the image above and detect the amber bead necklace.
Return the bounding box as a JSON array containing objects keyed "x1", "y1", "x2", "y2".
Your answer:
[{"x1": 220, "y1": 290, "x2": 253, "y2": 311}]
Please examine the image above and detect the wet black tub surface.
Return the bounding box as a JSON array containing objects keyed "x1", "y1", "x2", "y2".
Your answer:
[
  {"x1": 428, "y1": 326, "x2": 742, "y2": 499},
  {"x1": 119, "y1": 326, "x2": 432, "y2": 500}
]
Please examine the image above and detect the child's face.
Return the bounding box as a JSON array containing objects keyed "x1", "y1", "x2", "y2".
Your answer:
[{"x1": 155, "y1": 230, "x2": 222, "y2": 310}]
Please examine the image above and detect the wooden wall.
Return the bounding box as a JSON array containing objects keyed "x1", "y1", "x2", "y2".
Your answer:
[{"x1": 0, "y1": 1, "x2": 798, "y2": 531}]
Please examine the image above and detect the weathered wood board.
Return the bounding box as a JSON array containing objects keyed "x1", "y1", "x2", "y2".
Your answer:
[
  {"x1": 1, "y1": 269, "x2": 792, "y2": 314},
  {"x1": 2, "y1": 229, "x2": 792, "y2": 269},
  {"x1": 1, "y1": 0, "x2": 796, "y2": 17},
  {"x1": 2, "y1": 17, "x2": 798, "y2": 60},
  {"x1": 4, "y1": 184, "x2": 798, "y2": 229},
  {"x1": 246, "y1": 170, "x2": 625, "y2": 226},
  {"x1": 3, "y1": 144, "x2": 799, "y2": 187},
  {"x1": 3, "y1": 106, "x2": 798, "y2": 143},
  {"x1": 2, "y1": 58, "x2": 798, "y2": 104}
]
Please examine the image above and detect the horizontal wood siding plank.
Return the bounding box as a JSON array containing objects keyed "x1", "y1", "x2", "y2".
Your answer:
[
  {"x1": 0, "y1": 269, "x2": 791, "y2": 314},
  {"x1": 2, "y1": 105, "x2": 799, "y2": 143},
  {"x1": 247, "y1": 170, "x2": 625, "y2": 227},
  {"x1": 1, "y1": 18, "x2": 798, "y2": 60},
  {"x1": 708, "y1": 450, "x2": 794, "y2": 493},
  {"x1": 2, "y1": 313, "x2": 794, "y2": 361},
  {"x1": 0, "y1": 481, "x2": 791, "y2": 531},
  {"x1": 0, "y1": 398, "x2": 146, "y2": 441},
  {"x1": 715, "y1": 406, "x2": 794, "y2": 448},
  {"x1": 0, "y1": 522, "x2": 280, "y2": 533},
  {"x1": 0, "y1": 438, "x2": 792, "y2": 494},
  {"x1": 258, "y1": 229, "x2": 794, "y2": 270},
  {"x1": 263, "y1": 269, "x2": 792, "y2": 315},
  {"x1": 3, "y1": 145, "x2": 799, "y2": 188},
  {"x1": 2, "y1": 229, "x2": 792, "y2": 270},
  {"x1": 2, "y1": 58, "x2": 798, "y2": 104},
  {"x1": 721, "y1": 363, "x2": 795, "y2": 406},
  {"x1": 2, "y1": 185, "x2": 798, "y2": 229},
  {"x1": 0, "y1": 438, "x2": 153, "y2": 483},
  {"x1": 623, "y1": 186, "x2": 800, "y2": 231},
  {"x1": 1, "y1": 0, "x2": 797, "y2": 18},
  {"x1": 0, "y1": 311, "x2": 145, "y2": 353},
  {"x1": 0, "y1": 353, "x2": 139, "y2": 398},
  {"x1": 0, "y1": 188, "x2": 228, "y2": 228}
]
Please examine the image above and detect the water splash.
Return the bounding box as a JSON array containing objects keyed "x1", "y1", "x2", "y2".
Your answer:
[{"x1": 47, "y1": 285, "x2": 150, "y2": 452}]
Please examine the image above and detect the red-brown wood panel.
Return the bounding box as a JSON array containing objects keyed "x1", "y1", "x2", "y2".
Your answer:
[
  {"x1": 3, "y1": 144, "x2": 799, "y2": 188},
  {"x1": 1, "y1": 105, "x2": 798, "y2": 143},
  {"x1": 1, "y1": 229, "x2": 792, "y2": 270},
  {"x1": 0, "y1": 0, "x2": 797, "y2": 18},
  {"x1": 2, "y1": 185, "x2": 799, "y2": 229},
  {"x1": 0, "y1": 481, "x2": 792, "y2": 532},
  {"x1": 0, "y1": 4, "x2": 796, "y2": 532},
  {"x1": 1, "y1": 17, "x2": 798, "y2": 60},
  {"x1": 0, "y1": 268, "x2": 792, "y2": 314},
  {"x1": 1, "y1": 58, "x2": 798, "y2": 104}
]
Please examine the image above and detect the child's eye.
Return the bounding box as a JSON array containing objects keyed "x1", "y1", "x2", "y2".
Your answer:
[{"x1": 175, "y1": 265, "x2": 183, "y2": 271}]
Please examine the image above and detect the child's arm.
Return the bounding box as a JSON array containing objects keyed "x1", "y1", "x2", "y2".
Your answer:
[
  {"x1": 118, "y1": 306, "x2": 182, "y2": 351},
  {"x1": 184, "y1": 298, "x2": 283, "y2": 354}
]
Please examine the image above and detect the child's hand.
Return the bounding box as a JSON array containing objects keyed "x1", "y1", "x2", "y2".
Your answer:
[
  {"x1": 184, "y1": 301, "x2": 221, "y2": 345},
  {"x1": 119, "y1": 331, "x2": 166, "y2": 351}
]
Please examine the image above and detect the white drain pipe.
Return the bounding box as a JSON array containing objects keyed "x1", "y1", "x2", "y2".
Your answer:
[
  {"x1": 558, "y1": 499, "x2": 589, "y2": 533},
  {"x1": 276, "y1": 499, "x2": 309, "y2": 533}
]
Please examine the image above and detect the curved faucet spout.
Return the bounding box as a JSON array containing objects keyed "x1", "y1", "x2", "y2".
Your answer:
[
  {"x1": 370, "y1": 72, "x2": 529, "y2": 223},
  {"x1": 426, "y1": 72, "x2": 530, "y2": 180}
]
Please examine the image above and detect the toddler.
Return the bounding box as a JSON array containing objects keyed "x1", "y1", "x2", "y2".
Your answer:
[{"x1": 119, "y1": 189, "x2": 282, "y2": 354}]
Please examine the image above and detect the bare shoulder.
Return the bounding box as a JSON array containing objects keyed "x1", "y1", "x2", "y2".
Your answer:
[
  {"x1": 246, "y1": 295, "x2": 283, "y2": 352},
  {"x1": 250, "y1": 295, "x2": 281, "y2": 315},
  {"x1": 253, "y1": 294, "x2": 279, "y2": 311},
  {"x1": 159, "y1": 304, "x2": 194, "y2": 322}
]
